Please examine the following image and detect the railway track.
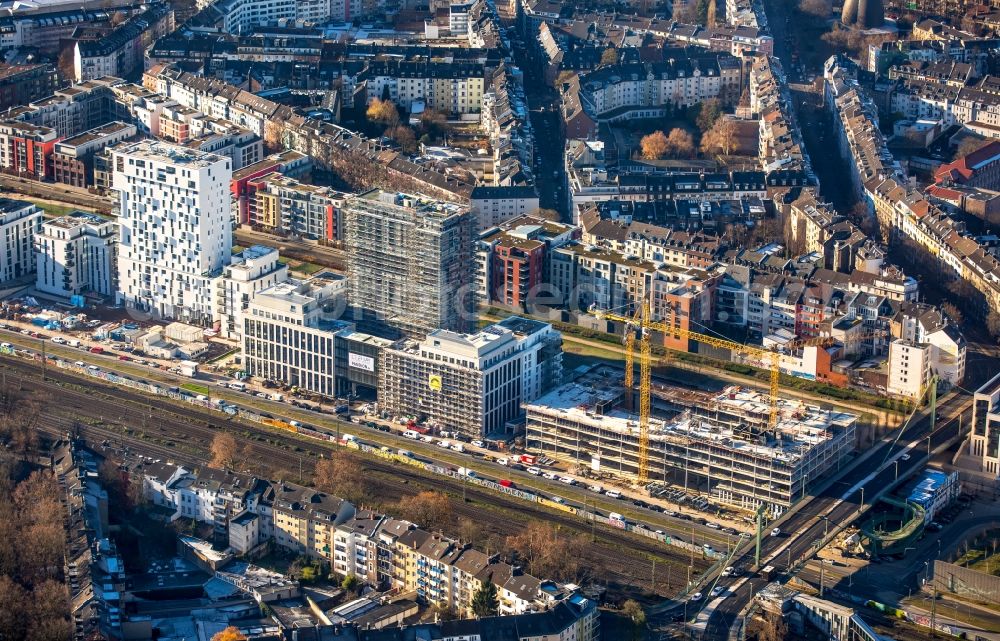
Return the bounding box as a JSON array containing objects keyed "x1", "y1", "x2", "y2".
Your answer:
[{"x1": 4, "y1": 357, "x2": 707, "y2": 598}]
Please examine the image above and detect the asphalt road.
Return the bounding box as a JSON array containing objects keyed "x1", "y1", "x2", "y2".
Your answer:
[{"x1": 699, "y1": 392, "x2": 972, "y2": 639}]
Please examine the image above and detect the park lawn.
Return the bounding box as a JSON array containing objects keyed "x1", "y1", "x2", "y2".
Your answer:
[{"x1": 181, "y1": 382, "x2": 210, "y2": 396}]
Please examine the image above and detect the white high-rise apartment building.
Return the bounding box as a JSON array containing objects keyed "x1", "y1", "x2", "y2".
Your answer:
[
  {"x1": 0, "y1": 198, "x2": 42, "y2": 284},
  {"x1": 35, "y1": 212, "x2": 117, "y2": 299},
  {"x1": 113, "y1": 140, "x2": 232, "y2": 323}
]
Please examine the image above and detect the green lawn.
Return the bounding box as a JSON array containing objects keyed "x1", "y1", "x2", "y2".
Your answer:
[
  {"x1": 291, "y1": 261, "x2": 324, "y2": 275},
  {"x1": 30, "y1": 199, "x2": 84, "y2": 217},
  {"x1": 180, "y1": 382, "x2": 210, "y2": 396}
]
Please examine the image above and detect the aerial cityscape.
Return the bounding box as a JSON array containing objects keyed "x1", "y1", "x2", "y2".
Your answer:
[{"x1": 0, "y1": 0, "x2": 998, "y2": 639}]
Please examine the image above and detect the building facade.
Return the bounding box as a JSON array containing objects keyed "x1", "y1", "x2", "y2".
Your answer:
[
  {"x1": 378, "y1": 317, "x2": 562, "y2": 437},
  {"x1": 113, "y1": 141, "x2": 233, "y2": 323},
  {"x1": 345, "y1": 190, "x2": 475, "y2": 337},
  {"x1": 0, "y1": 199, "x2": 42, "y2": 283},
  {"x1": 34, "y1": 212, "x2": 117, "y2": 299},
  {"x1": 212, "y1": 245, "x2": 289, "y2": 340},
  {"x1": 970, "y1": 372, "x2": 1000, "y2": 478}
]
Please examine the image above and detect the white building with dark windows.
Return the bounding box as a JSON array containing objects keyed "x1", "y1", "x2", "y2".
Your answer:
[
  {"x1": 378, "y1": 316, "x2": 563, "y2": 437},
  {"x1": 0, "y1": 198, "x2": 42, "y2": 283},
  {"x1": 34, "y1": 212, "x2": 116, "y2": 298},
  {"x1": 112, "y1": 140, "x2": 232, "y2": 323},
  {"x1": 212, "y1": 245, "x2": 288, "y2": 340}
]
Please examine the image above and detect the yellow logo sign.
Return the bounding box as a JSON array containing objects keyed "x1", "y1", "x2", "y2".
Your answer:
[{"x1": 429, "y1": 375, "x2": 442, "y2": 391}]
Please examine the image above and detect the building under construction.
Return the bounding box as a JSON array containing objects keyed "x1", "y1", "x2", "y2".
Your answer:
[
  {"x1": 344, "y1": 190, "x2": 474, "y2": 338},
  {"x1": 525, "y1": 365, "x2": 858, "y2": 515}
]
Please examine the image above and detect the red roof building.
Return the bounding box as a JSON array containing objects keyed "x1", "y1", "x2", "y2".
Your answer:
[{"x1": 934, "y1": 141, "x2": 1000, "y2": 190}]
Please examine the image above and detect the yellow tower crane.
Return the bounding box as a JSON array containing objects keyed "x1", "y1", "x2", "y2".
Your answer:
[{"x1": 593, "y1": 303, "x2": 834, "y2": 483}]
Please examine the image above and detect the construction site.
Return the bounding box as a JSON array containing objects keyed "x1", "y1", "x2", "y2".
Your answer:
[{"x1": 524, "y1": 364, "x2": 858, "y2": 516}]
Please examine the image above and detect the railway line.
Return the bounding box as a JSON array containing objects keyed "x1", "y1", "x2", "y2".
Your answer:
[{"x1": 3, "y1": 357, "x2": 708, "y2": 598}]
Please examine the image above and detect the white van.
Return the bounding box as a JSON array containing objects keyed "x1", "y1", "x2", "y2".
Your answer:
[
  {"x1": 403, "y1": 429, "x2": 419, "y2": 439},
  {"x1": 451, "y1": 443, "x2": 465, "y2": 453},
  {"x1": 51, "y1": 336, "x2": 65, "y2": 344},
  {"x1": 496, "y1": 457, "x2": 509, "y2": 466},
  {"x1": 526, "y1": 466, "x2": 541, "y2": 475},
  {"x1": 606, "y1": 490, "x2": 622, "y2": 499},
  {"x1": 228, "y1": 382, "x2": 247, "y2": 391},
  {"x1": 66, "y1": 339, "x2": 80, "y2": 347}
]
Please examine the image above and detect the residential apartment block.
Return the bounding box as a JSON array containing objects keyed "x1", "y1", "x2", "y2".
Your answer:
[
  {"x1": 113, "y1": 140, "x2": 233, "y2": 323},
  {"x1": 135, "y1": 460, "x2": 593, "y2": 625},
  {"x1": 751, "y1": 55, "x2": 813, "y2": 177},
  {"x1": 51, "y1": 121, "x2": 136, "y2": 188},
  {"x1": 212, "y1": 245, "x2": 289, "y2": 340},
  {"x1": 247, "y1": 172, "x2": 346, "y2": 241},
  {"x1": 73, "y1": 3, "x2": 174, "y2": 82},
  {"x1": 345, "y1": 190, "x2": 475, "y2": 337},
  {"x1": 34, "y1": 213, "x2": 117, "y2": 299},
  {"x1": 0, "y1": 120, "x2": 59, "y2": 180},
  {"x1": 0, "y1": 198, "x2": 42, "y2": 283},
  {"x1": 470, "y1": 185, "x2": 539, "y2": 230},
  {"x1": 360, "y1": 60, "x2": 486, "y2": 115},
  {"x1": 378, "y1": 316, "x2": 563, "y2": 437},
  {"x1": 827, "y1": 56, "x2": 1000, "y2": 323},
  {"x1": 476, "y1": 214, "x2": 577, "y2": 311},
  {"x1": 0, "y1": 63, "x2": 58, "y2": 110},
  {"x1": 560, "y1": 54, "x2": 740, "y2": 138}
]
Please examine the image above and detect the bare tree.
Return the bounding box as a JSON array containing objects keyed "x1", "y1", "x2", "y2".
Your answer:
[
  {"x1": 507, "y1": 521, "x2": 587, "y2": 582},
  {"x1": 640, "y1": 131, "x2": 670, "y2": 160},
  {"x1": 210, "y1": 433, "x2": 239, "y2": 469},
  {"x1": 366, "y1": 98, "x2": 400, "y2": 127},
  {"x1": 458, "y1": 517, "x2": 484, "y2": 546},
  {"x1": 313, "y1": 451, "x2": 366, "y2": 504},
  {"x1": 0, "y1": 576, "x2": 27, "y2": 640},
  {"x1": 396, "y1": 491, "x2": 452, "y2": 528},
  {"x1": 701, "y1": 118, "x2": 738, "y2": 156},
  {"x1": 940, "y1": 302, "x2": 964, "y2": 326},
  {"x1": 798, "y1": 0, "x2": 829, "y2": 18},
  {"x1": 27, "y1": 580, "x2": 73, "y2": 641},
  {"x1": 665, "y1": 128, "x2": 696, "y2": 158}
]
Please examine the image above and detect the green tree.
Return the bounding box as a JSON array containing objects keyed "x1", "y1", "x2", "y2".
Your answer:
[
  {"x1": 341, "y1": 574, "x2": 361, "y2": 593},
  {"x1": 471, "y1": 581, "x2": 499, "y2": 617},
  {"x1": 622, "y1": 599, "x2": 646, "y2": 640}
]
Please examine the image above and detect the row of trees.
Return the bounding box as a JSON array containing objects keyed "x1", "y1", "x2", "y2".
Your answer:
[
  {"x1": 638, "y1": 98, "x2": 737, "y2": 160},
  {"x1": 365, "y1": 98, "x2": 450, "y2": 155},
  {"x1": 640, "y1": 119, "x2": 737, "y2": 160},
  {"x1": 0, "y1": 456, "x2": 75, "y2": 641}
]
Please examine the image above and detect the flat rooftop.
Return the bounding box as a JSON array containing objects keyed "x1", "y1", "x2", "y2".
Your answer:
[
  {"x1": 57, "y1": 120, "x2": 133, "y2": 149},
  {"x1": 355, "y1": 188, "x2": 469, "y2": 218},
  {"x1": 43, "y1": 212, "x2": 107, "y2": 229},
  {"x1": 526, "y1": 367, "x2": 857, "y2": 461},
  {"x1": 114, "y1": 139, "x2": 227, "y2": 167}
]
